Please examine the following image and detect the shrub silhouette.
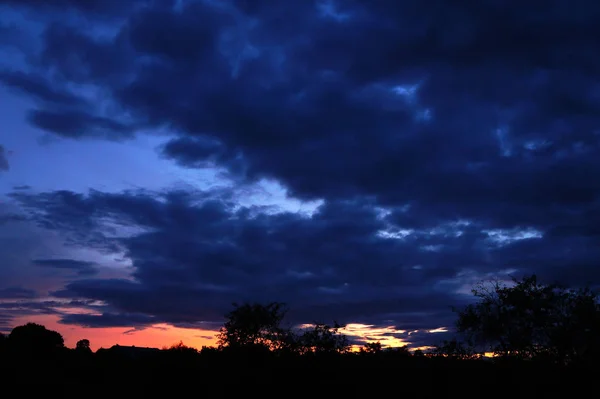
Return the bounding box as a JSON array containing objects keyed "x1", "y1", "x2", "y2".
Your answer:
[
  {"x1": 452, "y1": 274, "x2": 600, "y2": 365},
  {"x1": 7, "y1": 322, "x2": 64, "y2": 359},
  {"x1": 76, "y1": 339, "x2": 92, "y2": 353},
  {"x1": 217, "y1": 302, "x2": 291, "y2": 352},
  {"x1": 217, "y1": 302, "x2": 351, "y2": 356},
  {"x1": 295, "y1": 322, "x2": 349, "y2": 355},
  {"x1": 360, "y1": 341, "x2": 383, "y2": 354}
]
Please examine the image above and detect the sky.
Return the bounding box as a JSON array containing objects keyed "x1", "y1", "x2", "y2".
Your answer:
[{"x1": 0, "y1": 0, "x2": 599, "y2": 352}]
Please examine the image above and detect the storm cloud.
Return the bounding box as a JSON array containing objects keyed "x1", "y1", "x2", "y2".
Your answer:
[
  {"x1": 6, "y1": 185, "x2": 573, "y2": 342},
  {"x1": 32, "y1": 258, "x2": 98, "y2": 276},
  {"x1": 2, "y1": 0, "x2": 600, "y2": 347}
]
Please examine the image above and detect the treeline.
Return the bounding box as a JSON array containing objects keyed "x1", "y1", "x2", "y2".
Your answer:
[{"x1": 1, "y1": 274, "x2": 600, "y2": 388}]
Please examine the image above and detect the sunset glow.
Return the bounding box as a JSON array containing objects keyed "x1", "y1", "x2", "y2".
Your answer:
[{"x1": 10, "y1": 314, "x2": 217, "y2": 351}]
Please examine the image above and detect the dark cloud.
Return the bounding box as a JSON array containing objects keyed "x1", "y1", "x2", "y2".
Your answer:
[
  {"x1": 0, "y1": 286, "x2": 38, "y2": 299},
  {"x1": 0, "y1": 299, "x2": 89, "y2": 312},
  {"x1": 0, "y1": 205, "x2": 57, "y2": 289},
  {"x1": 0, "y1": 213, "x2": 28, "y2": 225},
  {"x1": 26, "y1": 109, "x2": 136, "y2": 141},
  {"x1": 0, "y1": 314, "x2": 11, "y2": 331},
  {"x1": 0, "y1": 70, "x2": 83, "y2": 105},
  {"x1": 9, "y1": 187, "x2": 508, "y2": 345},
  {"x1": 0, "y1": 298, "x2": 98, "y2": 332},
  {"x1": 403, "y1": 329, "x2": 455, "y2": 349},
  {"x1": 60, "y1": 312, "x2": 156, "y2": 329},
  {"x1": 195, "y1": 334, "x2": 216, "y2": 340},
  {"x1": 4, "y1": 1, "x2": 598, "y2": 211},
  {"x1": 32, "y1": 258, "x2": 98, "y2": 276},
  {"x1": 0, "y1": 145, "x2": 8, "y2": 171},
  {"x1": 0, "y1": 21, "x2": 25, "y2": 50},
  {"x1": 39, "y1": 22, "x2": 134, "y2": 86},
  {"x1": 3, "y1": 0, "x2": 600, "y2": 347},
  {"x1": 0, "y1": 0, "x2": 143, "y2": 18}
]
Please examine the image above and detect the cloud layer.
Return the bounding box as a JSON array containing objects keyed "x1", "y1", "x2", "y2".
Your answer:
[
  {"x1": 1, "y1": 0, "x2": 600, "y2": 347},
  {"x1": 0, "y1": 145, "x2": 9, "y2": 171}
]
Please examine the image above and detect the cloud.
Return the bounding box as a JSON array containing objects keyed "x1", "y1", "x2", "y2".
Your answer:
[
  {"x1": 0, "y1": 286, "x2": 38, "y2": 299},
  {"x1": 0, "y1": 298, "x2": 99, "y2": 332},
  {"x1": 0, "y1": 70, "x2": 84, "y2": 105},
  {"x1": 26, "y1": 109, "x2": 136, "y2": 141},
  {"x1": 195, "y1": 334, "x2": 216, "y2": 340},
  {"x1": 7, "y1": 187, "x2": 526, "y2": 346},
  {"x1": 59, "y1": 312, "x2": 156, "y2": 329},
  {"x1": 0, "y1": 214, "x2": 27, "y2": 225},
  {"x1": 32, "y1": 258, "x2": 98, "y2": 276},
  {"x1": 401, "y1": 329, "x2": 455, "y2": 350},
  {"x1": 0, "y1": 0, "x2": 142, "y2": 18},
  {"x1": 4, "y1": 1, "x2": 599, "y2": 208},
  {"x1": 3, "y1": 0, "x2": 600, "y2": 347},
  {"x1": 0, "y1": 145, "x2": 8, "y2": 171},
  {"x1": 0, "y1": 314, "x2": 11, "y2": 331}
]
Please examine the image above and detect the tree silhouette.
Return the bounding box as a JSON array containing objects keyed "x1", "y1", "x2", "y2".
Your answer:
[
  {"x1": 76, "y1": 339, "x2": 92, "y2": 354},
  {"x1": 454, "y1": 274, "x2": 600, "y2": 364},
  {"x1": 162, "y1": 341, "x2": 199, "y2": 363},
  {"x1": 297, "y1": 322, "x2": 349, "y2": 355},
  {"x1": 216, "y1": 302, "x2": 291, "y2": 351},
  {"x1": 433, "y1": 337, "x2": 478, "y2": 359},
  {"x1": 384, "y1": 345, "x2": 411, "y2": 356},
  {"x1": 413, "y1": 349, "x2": 425, "y2": 357},
  {"x1": 8, "y1": 322, "x2": 64, "y2": 358},
  {"x1": 360, "y1": 341, "x2": 383, "y2": 354},
  {"x1": 165, "y1": 341, "x2": 198, "y2": 355}
]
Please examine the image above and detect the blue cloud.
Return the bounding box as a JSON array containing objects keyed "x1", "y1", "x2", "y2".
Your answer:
[{"x1": 2, "y1": 0, "x2": 600, "y2": 348}]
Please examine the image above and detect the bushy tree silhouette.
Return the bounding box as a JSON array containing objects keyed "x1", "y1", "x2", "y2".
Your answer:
[
  {"x1": 454, "y1": 274, "x2": 600, "y2": 364},
  {"x1": 297, "y1": 322, "x2": 349, "y2": 354},
  {"x1": 8, "y1": 322, "x2": 64, "y2": 358},
  {"x1": 162, "y1": 341, "x2": 199, "y2": 363},
  {"x1": 217, "y1": 302, "x2": 352, "y2": 356},
  {"x1": 384, "y1": 345, "x2": 411, "y2": 356},
  {"x1": 165, "y1": 341, "x2": 197, "y2": 353},
  {"x1": 433, "y1": 337, "x2": 478, "y2": 359},
  {"x1": 76, "y1": 339, "x2": 92, "y2": 354},
  {"x1": 413, "y1": 349, "x2": 425, "y2": 357},
  {"x1": 360, "y1": 341, "x2": 383, "y2": 354},
  {"x1": 217, "y1": 302, "x2": 291, "y2": 352}
]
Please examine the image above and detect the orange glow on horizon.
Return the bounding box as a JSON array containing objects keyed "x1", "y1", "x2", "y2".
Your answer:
[{"x1": 9, "y1": 314, "x2": 218, "y2": 351}]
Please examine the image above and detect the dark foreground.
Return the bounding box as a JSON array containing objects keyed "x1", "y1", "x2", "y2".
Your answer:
[{"x1": 2, "y1": 352, "x2": 596, "y2": 396}]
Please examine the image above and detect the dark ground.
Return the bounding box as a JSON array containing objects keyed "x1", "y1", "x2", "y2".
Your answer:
[{"x1": 2, "y1": 353, "x2": 594, "y2": 396}]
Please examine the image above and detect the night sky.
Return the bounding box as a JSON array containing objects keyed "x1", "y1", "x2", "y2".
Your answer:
[{"x1": 1, "y1": 0, "x2": 599, "y2": 351}]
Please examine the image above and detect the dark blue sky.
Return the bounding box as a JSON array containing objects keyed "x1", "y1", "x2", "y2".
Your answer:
[{"x1": 1, "y1": 0, "x2": 599, "y2": 350}]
